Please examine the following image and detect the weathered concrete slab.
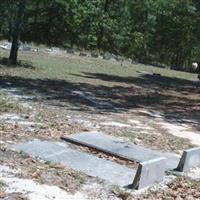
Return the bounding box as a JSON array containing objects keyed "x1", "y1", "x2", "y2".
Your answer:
[
  {"x1": 61, "y1": 132, "x2": 180, "y2": 170},
  {"x1": 12, "y1": 140, "x2": 135, "y2": 187},
  {"x1": 12, "y1": 140, "x2": 167, "y2": 189},
  {"x1": 132, "y1": 157, "x2": 166, "y2": 190},
  {"x1": 12, "y1": 140, "x2": 67, "y2": 158},
  {"x1": 177, "y1": 147, "x2": 200, "y2": 172}
]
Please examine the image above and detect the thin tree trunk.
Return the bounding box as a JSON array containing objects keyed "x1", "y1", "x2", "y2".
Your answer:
[
  {"x1": 104, "y1": 0, "x2": 109, "y2": 12},
  {"x1": 97, "y1": 0, "x2": 110, "y2": 50},
  {"x1": 8, "y1": 20, "x2": 12, "y2": 42},
  {"x1": 9, "y1": 0, "x2": 26, "y2": 65},
  {"x1": 34, "y1": 1, "x2": 39, "y2": 41}
]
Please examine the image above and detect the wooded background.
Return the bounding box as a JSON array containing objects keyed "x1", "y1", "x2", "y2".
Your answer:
[{"x1": 0, "y1": 0, "x2": 200, "y2": 70}]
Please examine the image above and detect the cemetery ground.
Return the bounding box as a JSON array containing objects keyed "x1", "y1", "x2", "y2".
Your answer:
[{"x1": 0, "y1": 48, "x2": 200, "y2": 199}]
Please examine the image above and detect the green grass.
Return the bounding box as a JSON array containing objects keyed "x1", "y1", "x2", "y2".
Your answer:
[
  {"x1": 0, "y1": 48, "x2": 199, "y2": 118},
  {"x1": 0, "y1": 49, "x2": 198, "y2": 87}
]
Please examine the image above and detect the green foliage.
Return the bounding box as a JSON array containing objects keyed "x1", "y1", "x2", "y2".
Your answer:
[{"x1": 0, "y1": 0, "x2": 200, "y2": 70}]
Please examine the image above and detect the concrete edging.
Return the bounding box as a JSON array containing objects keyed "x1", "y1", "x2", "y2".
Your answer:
[
  {"x1": 132, "y1": 157, "x2": 166, "y2": 190},
  {"x1": 176, "y1": 147, "x2": 200, "y2": 172}
]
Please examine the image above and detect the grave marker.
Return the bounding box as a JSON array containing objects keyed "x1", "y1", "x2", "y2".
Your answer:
[
  {"x1": 67, "y1": 48, "x2": 75, "y2": 54},
  {"x1": 176, "y1": 147, "x2": 200, "y2": 172},
  {"x1": 132, "y1": 157, "x2": 166, "y2": 189}
]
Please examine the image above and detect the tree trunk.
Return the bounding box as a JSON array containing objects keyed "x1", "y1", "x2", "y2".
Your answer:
[
  {"x1": 34, "y1": 1, "x2": 39, "y2": 42},
  {"x1": 8, "y1": 20, "x2": 13, "y2": 42},
  {"x1": 104, "y1": 0, "x2": 110, "y2": 12},
  {"x1": 97, "y1": 0, "x2": 110, "y2": 50},
  {"x1": 9, "y1": 0, "x2": 26, "y2": 65}
]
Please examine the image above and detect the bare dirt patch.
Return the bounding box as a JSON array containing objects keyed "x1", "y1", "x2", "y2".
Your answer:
[
  {"x1": 0, "y1": 149, "x2": 86, "y2": 193},
  {"x1": 136, "y1": 177, "x2": 200, "y2": 200}
]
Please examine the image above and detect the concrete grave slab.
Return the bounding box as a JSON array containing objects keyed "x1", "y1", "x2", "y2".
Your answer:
[
  {"x1": 12, "y1": 140, "x2": 166, "y2": 189},
  {"x1": 61, "y1": 131, "x2": 180, "y2": 170},
  {"x1": 12, "y1": 140, "x2": 67, "y2": 158},
  {"x1": 12, "y1": 140, "x2": 135, "y2": 187},
  {"x1": 176, "y1": 147, "x2": 200, "y2": 172}
]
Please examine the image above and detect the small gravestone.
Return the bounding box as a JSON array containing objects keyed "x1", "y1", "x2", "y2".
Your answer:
[
  {"x1": 110, "y1": 57, "x2": 117, "y2": 62},
  {"x1": 51, "y1": 47, "x2": 60, "y2": 53},
  {"x1": 45, "y1": 48, "x2": 52, "y2": 52},
  {"x1": 111, "y1": 54, "x2": 117, "y2": 59},
  {"x1": 127, "y1": 58, "x2": 132, "y2": 63},
  {"x1": 103, "y1": 52, "x2": 112, "y2": 60},
  {"x1": 0, "y1": 42, "x2": 12, "y2": 50},
  {"x1": 23, "y1": 45, "x2": 31, "y2": 51},
  {"x1": 116, "y1": 56, "x2": 124, "y2": 62},
  {"x1": 79, "y1": 52, "x2": 87, "y2": 57},
  {"x1": 91, "y1": 52, "x2": 99, "y2": 58},
  {"x1": 122, "y1": 58, "x2": 132, "y2": 66},
  {"x1": 132, "y1": 60, "x2": 138, "y2": 64},
  {"x1": 67, "y1": 48, "x2": 75, "y2": 54},
  {"x1": 32, "y1": 48, "x2": 39, "y2": 52}
]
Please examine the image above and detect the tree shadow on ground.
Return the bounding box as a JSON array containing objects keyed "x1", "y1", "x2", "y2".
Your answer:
[
  {"x1": 0, "y1": 57, "x2": 35, "y2": 69},
  {"x1": 77, "y1": 72, "x2": 199, "y2": 93},
  {"x1": 77, "y1": 72, "x2": 200, "y2": 126},
  {"x1": 0, "y1": 72, "x2": 199, "y2": 127}
]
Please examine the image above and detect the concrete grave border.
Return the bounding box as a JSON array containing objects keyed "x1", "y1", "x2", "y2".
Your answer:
[
  {"x1": 131, "y1": 157, "x2": 166, "y2": 189},
  {"x1": 176, "y1": 147, "x2": 200, "y2": 172},
  {"x1": 11, "y1": 139, "x2": 166, "y2": 190},
  {"x1": 61, "y1": 132, "x2": 200, "y2": 173},
  {"x1": 61, "y1": 132, "x2": 179, "y2": 170}
]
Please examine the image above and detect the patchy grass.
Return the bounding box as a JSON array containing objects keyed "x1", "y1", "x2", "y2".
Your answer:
[
  {"x1": 0, "y1": 92, "x2": 22, "y2": 113},
  {"x1": 0, "y1": 149, "x2": 87, "y2": 193},
  {"x1": 139, "y1": 177, "x2": 200, "y2": 200},
  {"x1": 0, "y1": 49, "x2": 198, "y2": 83},
  {"x1": 0, "y1": 49, "x2": 199, "y2": 118},
  {"x1": 0, "y1": 56, "x2": 35, "y2": 69}
]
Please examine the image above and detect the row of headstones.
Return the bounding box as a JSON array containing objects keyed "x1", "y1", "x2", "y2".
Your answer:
[
  {"x1": 43, "y1": 46, "x2": 133, "y2": 63},
  {"x1": 0, "y1": 41, "x2": 134, "y2": 63},
  {"x1": 68, "y1": 48, "x2": 133, "y2": 63},
  {"x1": 0, "y1": 42, "x2": 32, "y2": 52},
  {"x1": 46, "y1": 47, "x2": 134, "y2": 64}
]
